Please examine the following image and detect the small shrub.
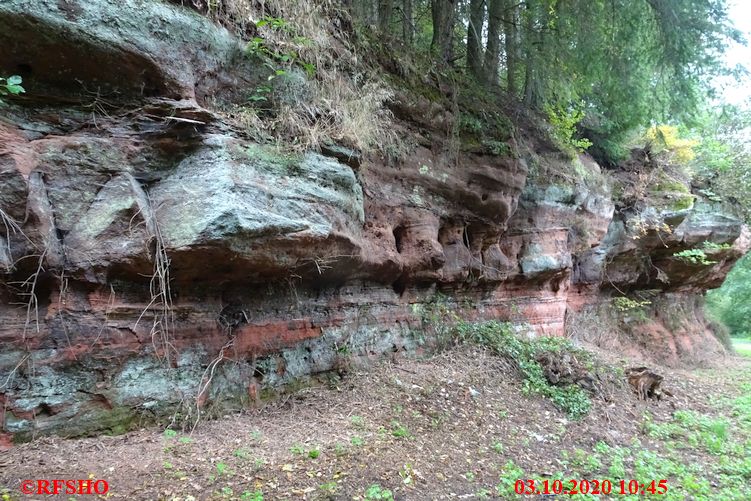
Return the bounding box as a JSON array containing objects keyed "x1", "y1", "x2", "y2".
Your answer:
[
  {"x1": 544, "y1": 101, "x2": 593, "y2": 153},
  {"x1": 702, "y1": 241, "x2": 732, "y2": 252},
  {"x1": 364, "y1": 484, "x2": 394, "y2": 500},
  {"x1": 215, "y1": 462, "x2": 229, "y2": 476},
  {"x1": 645, "y1": 125, "x2": 699, "y2": 164},
  {"x1": 496, "y1": 460, "x2": 525, "y2": 497},
  {"x1": 390, "y1": 421, "x2": 410, "y2": 438},
  {"x1": 349, "y1": 415, "x2": 366, "y2": 429},
  {"x1": 453, "y1": 321, "x2": 593, "y2": 419},
  {"x1": 674, "y1": 248, "x2": 716, "y2": 265},
  {"x1": 240, "y1": 491, "x2": 263, "y2": 501},
  {"x1": 0, "y1": 75, "x2": 25, "y2": 103}
]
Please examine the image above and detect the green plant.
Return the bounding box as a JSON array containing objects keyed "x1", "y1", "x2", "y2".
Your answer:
[
  {"x1": 702, "y1": 241, "x2": 732, "y2": 252},
  {"x1": 215, "y1": 462, "x2": 229, "y2": 476},
  {"x1": 612, "y1": 296, "x2": 652, "y2": 312},
  {"x1": 492, "y1": 440, "x2": 504, "y2": 454},
  {"x1": 611, "y1": 296, "x2": 652, "y2": 323},
  {"x1": 475, "y1": 488, "x2": 492, "y2": 498},
  {"x1": 390, "y1": 421, "x2": 410, "y2": 438},
  {"x1": 256, "y1": 15, "x2": 290, "y2": 31},
  {"x1": 240, "y1": 491, "x2": 263, "y2": 501},
  {"x1": 364, "y1": 484, "x2": 394, "y2": 500},
  {"x1": 351, "y1": 436, "x2": 364, "y2": 447},
  {"x1": 163, "y1": 429, "x2": 178, "y2": 439},
  {"x1": 319, "y1": 481, "x2": 337, "y2": 493},
  {"x1": 454, "y1": 321, "x2": 593, "y2": 418},
  {"x1": 497, "y1": 460, "x2": 525, "y2": 497},
  {"x1": 544, "y1": 101, "x2": 593, "y2": 153},
  {"x1": 0, "y1": 75, "x2": 24, "y2": 103},
  {"x1": 674, "y1": 248, "x2": 716, "y2": 265},
  {"x1": 289, "y1": 443, "x2": 305, "y2": 455},
  {"x1": 308, "y1": 448, "x2": 321, "y2": 459},
  {"x1": 399, "y1": 463, "x2": 416, "y2": 485}
]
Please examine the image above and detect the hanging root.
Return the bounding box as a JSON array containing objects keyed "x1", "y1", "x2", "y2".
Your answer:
[
  {"x1": 192, "y1": 339, "x2": 235, "y2": 432},
  {"x1": 0, "y1": 207, "x2": 34, "y2": 273},
  {"x1": 134, "y1": 194, "x2": 175, "y2": 365}
]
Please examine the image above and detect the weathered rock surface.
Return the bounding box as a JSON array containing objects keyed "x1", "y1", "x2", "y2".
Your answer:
[{"x1": 0, "y1": 1, "x2": 747, "y2": 441}]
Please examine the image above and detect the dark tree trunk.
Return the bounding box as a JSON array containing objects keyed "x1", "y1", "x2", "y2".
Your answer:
[
  {"x1": 483, "y1": 0, "x2": 502, "y2": 85},
  {"x1": 503, "y1": 0, "x2": 519, "y2": 96},
  {"x1": 402, "y1": 0, "x2": 413, "y2": 44},
  {"x1": 431, "y1": 0, "x2": 456, "y2": 64},
  {"x1": 523, "y1": 0, "x2": 536, "y2": 106},
  {"x1": 379, "y1": 0, "x2": 394, "y2": 33},
  {"x1": 466, "y1": 0, "x2": 486, "y2": 80}
]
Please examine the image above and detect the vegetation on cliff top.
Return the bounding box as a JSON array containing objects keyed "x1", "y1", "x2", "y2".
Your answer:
[
  {"x1": 346, "y1": 0, "x2": 740, "y2": 161},
  {"x1": 191, "y1": 1, "x2": 746, "y2": 167}
]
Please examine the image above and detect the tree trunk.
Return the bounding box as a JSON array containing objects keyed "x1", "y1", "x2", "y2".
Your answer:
[
  {"x1": 379, "y1": 0, "x2": 393, "y2": 33},
  {"x1": 503, "y1": 0, "x2": 518, "y2": 96},
  {"x1": 431, "y1": 0, "x2": 456, "y2": 64},
  {"x1": 522, "y1": 0, "x2": 535, "y2": 106},
  {"x1": 402, "y1": 0, "x2": 413, "y2": 44},
  {"x1": 466, "y1": 0, "x2": 485, "y2": 80},
  {"x1": 483, "y1": 0, "x2": 502, "y2": 85}
]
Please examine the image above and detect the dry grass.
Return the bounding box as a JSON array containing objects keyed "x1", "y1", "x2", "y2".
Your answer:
[
  {"x1": 228, "y1": 76, "x2": 399, "y2": 153},
  {"x1": 204, "y1": 0, "x2": 402, "y2": 155}
]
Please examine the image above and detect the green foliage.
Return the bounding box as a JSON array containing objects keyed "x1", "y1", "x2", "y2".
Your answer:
[
  {"x1": 673, "y1": 248, "x2": 716, "y2": 265},
  {"x1": 0, "y1": 75, "x2": 24, "y2": 103},
  {"x1": 612, "y1": 296, "x2": 651, "y2": 313},
  {"x1": 453, "y1": 321, "x2": 592, "y2": 419},
  {"x1": 242, "y1": 16, "x2": 315, "y2": 107},
  {"x1": 349, "y1": 415, "x2": 366, "y2": 428},
  {"x1": 496, "y1": 460, "x2": 525, "y2": 498},
  {"x1": 215, "y1": 462, "x2": 229, "y2": 476},
  {"x1": 256, "y1": 16, "x2": 290, "y2": 32},
  {"x1": 491, "y1": 440, "x2": 504, "y2": 454},
  {"x1": 707, "y1": 253, "x2": 751, "y2": 337},
  {"x1": 702, "y1": 241, "x2": 732, "y2": 252},
  {"x1": 544, "y1": 102, "x2": 593, "y2": 153},
  {"x1": 364, "y1": 484, "x2": 394, "y2": 501},
  {"x1": 691, "y1": 105, "x2": 751, "y2": 223},
  {"x1": 389, "y1": 421, "x2": 410, "y2": 438},
  {"x1": 240, "y1": 490, "x2": 263, "y2": 501},
  {"x1": 644, "y1": 410, "x2": 730, "y2": 454},
  {"x1": 645, "y1": 125, "x2": 699, "y2": 164},
  {"x1": 733, "y1": 339, "x2": 751, "y2": 357}
]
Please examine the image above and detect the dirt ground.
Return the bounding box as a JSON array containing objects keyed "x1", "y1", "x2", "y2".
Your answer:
[{"x1": 1, "y1": 344, "x2": 750, "y2": 500}]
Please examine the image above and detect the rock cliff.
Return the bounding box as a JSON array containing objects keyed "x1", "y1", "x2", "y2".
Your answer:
[{"x1": 0, "y1": 0, "x2": 747, "y2": 443}]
